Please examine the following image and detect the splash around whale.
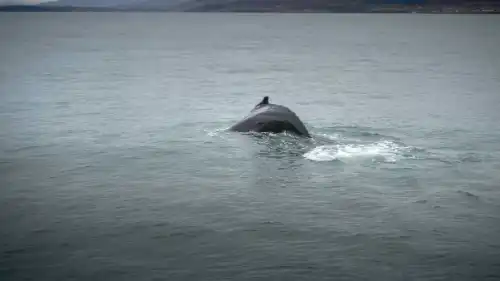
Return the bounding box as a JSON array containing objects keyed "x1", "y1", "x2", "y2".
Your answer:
[{"x1": 229, "y1": 96, "x2": 311, "y2": 137}]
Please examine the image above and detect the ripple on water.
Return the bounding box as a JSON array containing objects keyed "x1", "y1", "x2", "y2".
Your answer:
[
  {"x1": 210, "y1": 125, "x2": 427, "y2": 165},
  {"x1": 456, "y1": 190, "x2": 480, "y2": 200}
]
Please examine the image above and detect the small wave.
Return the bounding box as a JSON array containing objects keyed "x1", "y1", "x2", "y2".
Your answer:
[
  {"x1": 457, "y1": 190, "x2": 480, "y2": 200},
  {"x1": 205, "y1": 128, "x2": 230, "y2": 137},
  {"x1": 312, "y1": 132, "x2": 343, "y2": 141},
  {"x1": 309, "y1": 125, "x2": 402, "y2": 145},
  {"x1": 304, "y1": 140, "x2": 409, "y2": 163},
  {"x1": 457, "y1": 153, "x2": 484, "y2": 163}
]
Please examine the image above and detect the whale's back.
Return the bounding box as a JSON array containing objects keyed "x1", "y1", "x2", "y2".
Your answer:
[{"x1": 230, "y1": 104, "x2": 310, "y2": 137}]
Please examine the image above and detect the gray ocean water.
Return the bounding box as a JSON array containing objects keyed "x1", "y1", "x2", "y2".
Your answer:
[{"x1": 1, "y1": 12, "x2": 500, "y2": 281}]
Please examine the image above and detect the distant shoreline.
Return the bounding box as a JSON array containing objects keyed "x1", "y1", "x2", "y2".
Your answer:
[{"x1": 1, "y1": 5, "x2": 499, "y2": 14}]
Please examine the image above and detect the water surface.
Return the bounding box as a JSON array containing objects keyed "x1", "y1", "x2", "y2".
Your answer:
[{"x1": 1, "y1": 12, "x2": 500, "y2": 281}]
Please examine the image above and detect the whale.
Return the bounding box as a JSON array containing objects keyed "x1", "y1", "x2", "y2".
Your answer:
[{"x1": 229, "y1": 96, "x2": 311, "y2": 137}]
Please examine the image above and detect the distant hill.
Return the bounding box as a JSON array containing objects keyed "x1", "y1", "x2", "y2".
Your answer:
[
  {"x1": 40, "y1": 0, "x2": 192, "y2": 10},
  {"x1": 179, "y1": 0, "x2": 365, "y2": 12},
  {"x1": 95, "y1": 0, "x2": 363, "y2": 12},
  {"x1": 1, "y1": 0, "x2": 498, "y2": 13},
  {"x1": 122, "y1": 0, "x2": 500, "y2": 12},
  {"x1": 139, "y1": 0, "x2": 500, "y2": 12},
  {"x1": 41, "y1": 0, "x2": 142, "y2": 7},
  {"x1": 118, "y1": 0, "x2": 191, "y2": 11},
  {"x1": 0, "y1": 5, "x2": 118, "y2": 11}
]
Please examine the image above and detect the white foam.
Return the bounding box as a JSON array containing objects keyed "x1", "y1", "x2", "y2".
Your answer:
[
  {"x1": 206, "y1": 128, "x2": 229, "y2": 137},
  {"x1": 314, "y1": 133, "x2": 343, "y2": 141},
  {"x1": 304, "y1": 140, "x2": 402, "y2": 163}
]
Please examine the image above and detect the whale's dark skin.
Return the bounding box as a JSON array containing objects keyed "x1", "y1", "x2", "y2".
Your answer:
[{"x1": 229, "y1": 97, "x2": 311, "y2": 137}]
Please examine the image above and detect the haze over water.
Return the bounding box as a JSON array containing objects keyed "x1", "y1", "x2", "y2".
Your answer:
[{"x1": 1, "y1": 12, "x2": 500, "y2": 281}]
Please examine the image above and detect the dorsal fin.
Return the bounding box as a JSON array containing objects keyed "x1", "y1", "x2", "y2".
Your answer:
[
  {"x1": 258, "y1": 96, "x2": 269, "y2": 105},
  {"x1": 253, "y1": 96, "x2": 270, "y2": 110}
]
